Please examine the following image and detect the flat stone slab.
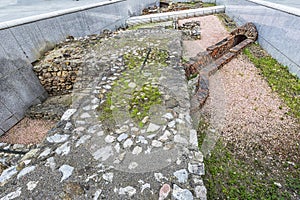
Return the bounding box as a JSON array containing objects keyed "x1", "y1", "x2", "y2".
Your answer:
[{"x1": 0, "y1": 28, "x2": 205, "y2": 199}]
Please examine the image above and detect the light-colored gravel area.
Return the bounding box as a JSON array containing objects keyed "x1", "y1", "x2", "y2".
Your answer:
[
  {"x1": 179, "y1": 15, "x2": 228, "y2": 58},
  {"x1": 203, "y1": 55, "x2": 300, "y2": 162},
  {"x1": 0, "y1": 118, "x2": 56, "y2": 144},
  {"x1": 181, "y1": 15, "x2": 299, "y2": 164}
]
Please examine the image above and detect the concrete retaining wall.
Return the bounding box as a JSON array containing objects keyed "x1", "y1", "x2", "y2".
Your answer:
[
  {"x1": 215, "y1": 0, "x2": 300, "y2": 78},
  {"x1": 0, "y1": 0, "x2": 157, "y2": 135}
]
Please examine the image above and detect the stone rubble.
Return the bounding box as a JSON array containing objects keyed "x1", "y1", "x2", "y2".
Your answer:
[{"x1": 0, "y1": 27, "x2": 206, "y2": 199}]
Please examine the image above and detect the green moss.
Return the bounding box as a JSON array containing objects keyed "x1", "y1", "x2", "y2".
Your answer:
[
  {"x1": 243, "y1": 44, "x2": 300, "y2": 120},
  {"x1": 129, "y1": 84, "x2": 162, "y2": 123},
  {"x1": 97, "y1": 48, "x2": 169, "y2": 128},
  {"x1": 202, "y1": 139, "x2": 295, "y2": 200}
]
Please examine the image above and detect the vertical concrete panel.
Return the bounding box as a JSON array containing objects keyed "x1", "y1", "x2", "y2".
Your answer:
[
  {"x1": 56, "y1": 12, "x2": 90, "y2": 37},
  {"x1": 35, "y1": 17, "x2": 66, "y2": 48},
  {"x1": 0, "y1": 27, "x2": 28, "y2": 61},
  {"x1": 0, "y1": 75, "x2": 27, "y2": 119},
  {"x1": 0, "y1": 101, "x2": 14, "y2": 134},
  {"x1": 9, "y1": 23, "x2": 48, "y2": 62}
]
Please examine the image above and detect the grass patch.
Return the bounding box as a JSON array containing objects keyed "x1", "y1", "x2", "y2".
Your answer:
[
  {"x1": 203, "y1": 140, "x2": 296, "y2": 200},
  {"x1": 202, "y1": 3, "x2": 216, "y2": 7},
  {"x1": 244, "y1": 44, "x2": 300, "y2": 120}
]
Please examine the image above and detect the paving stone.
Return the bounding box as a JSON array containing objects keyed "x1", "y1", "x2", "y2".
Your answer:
[
  {"x1": 17, "y1": 166, "x2": 36, "y2": 179},
  {"x1": 59, "y1": 164, "x2": 74, "y2": 182},
  {"x1": 76, "y1": 135, "x2": 91, "y2": 147},
  {"x1": 174, "y1": 135, "x2": 188, "y2": 144},
  {"x1": 195, "y1": 185, "x2": 207, "y2": 199},
  {"x1": 61, "y1": 109, "x2": 77, "y2": 121},
  {"x1": 1, "y1": 187, "x2": 22, "y2": 199},
  {"x1": 173, "y1": 169, "x2": 189, "y2": 183},
  {"x1": 102, "y1": 172, "x2": 114, "y2": 183},
  {"x1": 152, "y1": 140, "x2": 163, "y2": 148},
  {"x1": 146, "y1": 123, "x2": 160, "y2": 133},
  {"x1": 105, "y1": 135, "x2": 116, "y2": 143},
  {"x1": 47, "y1": 134, "x2": 69, "y2": 143},
  {"x1": 159, "y1": 183, "x2": 171, "y2": 200},
  {"x1": 93, "y1": 146, "x2": 113, "y2": 161},
  {"x1": 0, "y1": 166, "x2": 17, "y2": 184},
  {"x1": 39, "y1": 148, "x2": 51, "y2": 158},
  {"x1": 27, "y1": 181, "x2": 39, "y2": 191},
  {"x1": 172, "y1": 184, "x2": 193, "y2": 200},
  {"x1": 188, "y1": 163, "x2": 205, "y2": 176},
  {"x1": 117, "y1": 133, "x2": 128, "y2": 142},
  {"x1": 118, "y1": 186, "x2": 136, "y2": 197},
  {"x1": 132, "y1": 146, "x2": 142, "y2": 155},
  {"x1": 55, "y1": 142, "x2": 71, "y2": 156},
  {"x1": 123, "y1": 139, "x2": 133, "y2": 148}
]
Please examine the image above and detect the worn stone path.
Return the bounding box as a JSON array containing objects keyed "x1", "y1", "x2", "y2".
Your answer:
[{"x1": 0, "y1": 28, "x2": 206, "y2": 199}]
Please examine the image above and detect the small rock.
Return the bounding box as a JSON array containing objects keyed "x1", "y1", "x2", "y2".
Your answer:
[
  {"x1": 93, "y1": 146, "x2": 113, "y2": 161},
  {"x1": 1, "y1": 187, "x2": 22, "y2": 199},
  {"x1": 61, "y1": 109, "x2": 77, "y2": 121},
  {"x1": 118, "y1": 186, "x2": 136, "y2": 197},
  {"x1": 173, "y1": 169, "x2": 188, "y2": 183},
  {"x1": 21, "y1": 149, "x2": 39, "y2": 162},
  {"x1": 141, "y1": 183, "x2": 150, "y2": 193},
  {"x1": 116, "y1": 125, "x2": 129, "y2": 134},
  {"x1": 195, "y1": 185, "x2": 207, "y2": 199},
  {"x1": 159, "y1": 184, "x2": 171, "y2": 200},
  {"x1": 137, "y1": 136, "x2": 148, "y2": 144},
  {"x1": 80, "y1": 113, "x2": 91, "y2": 119},
  {"x1": 147, "y1": 134, "x2": 157, "y2": 139},
  {"x1": 117, "y1": 133, "x2": 128, "y2": 142},
  {"x1": 45, "y1": 157, "x2": 56, "y2": 171},
  {"x1": 17, "y1": 166, "x2": 36, "y2": 179},
  {"x1": 114, "y1": 143, "x2": 120, "y2": 153},
  {"x1": 142, "y1": 116, "x2": 149, "y2": 124},
  {"x1": 55, "y1": 142, "x2": 71, "y2": 156},
  {"x1": 93, "y1": 189, "x2": 102, "y2": 200},
  {"x1": 152, "y1": 140, "x2": 162, "y2": 148},
  {"x1": 188, "y1": 163, "x2": 205, "y2": 176},
  {"x1": 174, "y1": 135, "x2": 188, "y2": 145},
  {"x1": 162, "y1": 113, "x2": 174, "y2": 120},
  {"x1": 146, "y1": 123, "x2": 160, "y2": 133},
  {"x1": 123, "y1": 139, "x2": 133, "y2": 148},
  {"x1": 0, "y1": 166, "x2": 17, "y2": 183},
  {"x1": 59, "y1": 165, "x2": 74, "y2": 182},
  {"x1": 172, "y1": 184, "x2": 193, "y2": 200},
  {"x1": 168, "y1": 121, "x2": 176, "y2": 128},
  {"x1": 158, "y1": 130, "x2": 171, "y2": 142},
  {"x1": 128, "y1": 162, "x2": 138, "y2": 170},
  {"x1": 274, "y1": 182, "x2": 282, "y2": 188},
  {"x1": 105, "y1": 135, "x2": 116, "y2": 143},
  {"x1": 154, "y1": 173, "x2": 167, "y2": 182},
  {"x1": 27, "y1": 181, "x2": 39, "y2": 191},
  {"x1": 76, "y1": 135, "x2": 91, "y2": 147},
  {"x1": 128, "y1": 82, "x2": 137, "y2": 88},
  {"x1": 132, "y1": 146, "x2": 142, "y2": 155},
  {"x1": 39, "y1": 148, "x2": 51, "y2": 158},
  {"x1": 47, "y1": 134, "x2": 69, "y2": 143},
  {"x1": 103, "y1": 172, "x2": 114, "y2": 183}
]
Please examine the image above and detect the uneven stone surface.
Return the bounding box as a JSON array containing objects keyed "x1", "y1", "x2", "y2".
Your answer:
[{"x1": 0, "y1": 28, "x2": 205, "y2": 199}]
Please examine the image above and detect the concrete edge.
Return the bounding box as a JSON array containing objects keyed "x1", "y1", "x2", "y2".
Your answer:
[
  {"x1": 246, "y1": 0, "x2": 300, "y2": 17},
  {"x1": 0, "y1": 0, "x2": 126, "y2": 30},
  {"x1": 126, "y1": 5, "x2": 225, "y2": 25}
]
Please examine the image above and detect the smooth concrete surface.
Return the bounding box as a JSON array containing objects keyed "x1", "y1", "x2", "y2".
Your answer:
[
  {"x1": 0, "y1": 0, "x2": 157, "y2": 135},
  {"x1": 126, "y1": 6, "x2": 225, "y2": 26},
  {"x1": 216, "y1": 0, "x2": 300, "y2": 78}
]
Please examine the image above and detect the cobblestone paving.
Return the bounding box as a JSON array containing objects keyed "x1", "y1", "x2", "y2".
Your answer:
[{"x1": 0, "y1": 28, "x2": 206, "y2": 199}]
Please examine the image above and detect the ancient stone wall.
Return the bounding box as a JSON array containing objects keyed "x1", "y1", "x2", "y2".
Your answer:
[{"x1": 0, "y1": 0, "x2": 157, "y2": 135}]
